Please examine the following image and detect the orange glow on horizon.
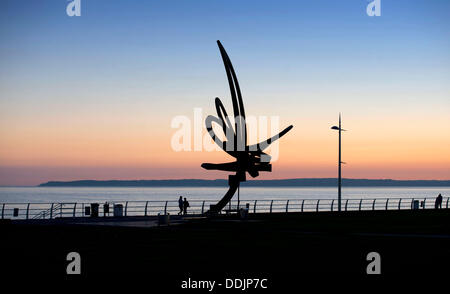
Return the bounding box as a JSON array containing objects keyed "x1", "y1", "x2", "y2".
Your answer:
[{"x1": 1, "y1": 98, "x2": 449, "y2": 185}]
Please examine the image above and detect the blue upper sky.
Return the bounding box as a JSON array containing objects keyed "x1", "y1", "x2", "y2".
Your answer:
[{"x1": 2, "y1": 1, "x2": 449, "y2": 112}]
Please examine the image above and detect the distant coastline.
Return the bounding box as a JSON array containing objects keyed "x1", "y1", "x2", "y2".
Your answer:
[{"x1": 38, "y1": 178, "x2": 450, "y2": 187}]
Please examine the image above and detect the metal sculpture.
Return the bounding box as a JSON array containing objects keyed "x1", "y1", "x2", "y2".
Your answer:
[{"x1": 202, "y1": 40, "x2": 293, "y2": 214}]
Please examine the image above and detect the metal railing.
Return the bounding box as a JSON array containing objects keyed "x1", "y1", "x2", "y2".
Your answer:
[{"x1": 0, "y1": 196, "x2": 448, "y2": 220}]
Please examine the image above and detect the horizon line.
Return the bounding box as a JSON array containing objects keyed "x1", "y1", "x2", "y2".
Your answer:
[{"x1": 2, "y1": 177, "x2": 450, "y2": 188}]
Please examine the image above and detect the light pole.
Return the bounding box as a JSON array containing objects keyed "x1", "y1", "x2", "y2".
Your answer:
[{"x1": 331, "y1": 113, "x2": 346, "y2": 212}]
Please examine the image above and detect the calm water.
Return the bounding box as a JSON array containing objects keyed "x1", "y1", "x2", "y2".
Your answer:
[{"x1": 0, "y1": 186, "x2": 448, "y2": 203}]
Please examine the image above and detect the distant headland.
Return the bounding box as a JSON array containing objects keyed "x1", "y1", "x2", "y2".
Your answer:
[{"x1": 38, "y1": 178, "x2": 450, "y2": 187}]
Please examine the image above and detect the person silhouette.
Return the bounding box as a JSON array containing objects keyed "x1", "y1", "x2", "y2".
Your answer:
[
  {"x1": 178, "y1": 196, "x2": 183, "y2": 215},
  {"x1": 435, "y1": 193, "x2": 443, "y2": 209},
  {"x1": 183, "y1": 198, "x2": 190, "y2": 215}
]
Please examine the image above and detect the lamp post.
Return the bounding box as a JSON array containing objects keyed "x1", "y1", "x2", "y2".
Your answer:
[{"x1": 331, "y1": 113, "x2": 346, "y2": 212}]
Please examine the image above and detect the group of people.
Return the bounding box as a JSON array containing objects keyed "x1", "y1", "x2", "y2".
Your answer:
[{"x1": 178, "y1": 196, "x2": 190, "y2": 215}]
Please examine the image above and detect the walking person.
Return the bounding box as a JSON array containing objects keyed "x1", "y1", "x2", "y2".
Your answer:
[
  {"x1": 435, "y1": 193, "x2": 443, "y2": 209},
  {"x1": 178, "y1": 196, "x2": 183, "y2": 215},
  {"x1": 183, "y1": 197, "x2": 190, "y2": 215}
]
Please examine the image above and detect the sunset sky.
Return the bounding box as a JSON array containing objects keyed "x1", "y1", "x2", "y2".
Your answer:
[{"x1": 1, "y1": 0, "x2": 449, "y2": 186}]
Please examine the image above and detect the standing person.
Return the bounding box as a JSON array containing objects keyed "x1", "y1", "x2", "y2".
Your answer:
[
  {"x1": 435, "y1": 193, "x2": 443, "y2": 209},
  {"x1": 103, "y1": 202, "x2": 110, "y2": 217},
  {"x1": 178, "y1": 196, "x2": 183, "y2": 215},
  {"x1": 183, "y1": 197, "x2": 190, "y2": 215}
]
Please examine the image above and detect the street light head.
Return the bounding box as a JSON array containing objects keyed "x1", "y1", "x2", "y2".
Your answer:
[{"x1": 331, "y1": 126, "x2": 339, "y2": 130}]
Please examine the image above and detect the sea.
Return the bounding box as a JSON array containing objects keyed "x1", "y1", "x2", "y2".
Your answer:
[{"x1": 0, "y1": 186, "x2": 448, "y2": 203}]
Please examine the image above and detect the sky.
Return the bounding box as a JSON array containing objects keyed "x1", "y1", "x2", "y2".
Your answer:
[{"x1": 0, "y1": 0, "x2": 449, "y2": 186}]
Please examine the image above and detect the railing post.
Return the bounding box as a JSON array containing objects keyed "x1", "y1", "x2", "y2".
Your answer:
[
  {"x1": 359, "y1": 199, "x2": 362, "y2": 211},
  {"x1": 270, "y1": 200, "x2": 273, "y2": 213},
  {"x1": 398, "y1": 198, "x2": 402, "y2": 210},
  {"x1": 164, "y1": 201, "x2": 168, "y2": 215},
  {"x1": 301, "y1": 200, "x2": 305, "y2": 212},
  {"x1": 423, "y1": 198, "x2": 426, "y2": 209},
  {"x1": 345, "y1": 199, "x2": 348, "y2": 211},
  {"x1": 385, "y1": 199, "x2": 389, "y2": 210},
  {"x1": 331, "y1": 200, "x2": 334, "y2": 212},
  {"x1": 286, "y1": 200, "x2": 289, "y2": 213},
  {"x1": 253, "y1": 200, "x2": 257, "y2": 214},
  {"x1": 50, "y1": 203, "x2": 54, "y2": 219},
  {"x1": 144, "y1": 201, "x2": 149, "y2": 216},
  {"x1": 26, "y1": 203, "x2": 30, "y2": 220},
  {"x1": 60, "y1": 203, "x2": 63, "y2": 218},
  {"x1": 125, "y1": 201, "x2": 129, "y2": 216},
  {"x1": 73, "y1": 203, "x2": 77, "y2": 217},
  {"x1": 316, "y1": 199, "x2": 320, "y2": 212},
  {"x1": 1, "y1": 203, "x2": 4, "y2": 219},
  {"x1": 372, "y1": 199, "x2": 376, "y2": 211},
  {"x1": 201, "y1": 201, "x2": 205, "y2": 214},
  {"x1": 411, "y1": 198, "x2": 414, "y2": 210},
  {"x1": 447, "y1": 198, "x2": 449, "y2": 209}
]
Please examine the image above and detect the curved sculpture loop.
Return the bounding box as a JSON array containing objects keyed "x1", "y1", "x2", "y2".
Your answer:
[{"x1": 202, "y1": 40, "x2": 293, "y2": 214}]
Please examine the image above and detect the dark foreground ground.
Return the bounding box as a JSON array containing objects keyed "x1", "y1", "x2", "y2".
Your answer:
[{"x1": 1, "y1": 210, "x2": 449, "y2": 290}]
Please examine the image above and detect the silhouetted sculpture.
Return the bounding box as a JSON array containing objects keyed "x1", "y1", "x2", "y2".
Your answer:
[
  {"x1": 435, "y1": 193, "x2": 443, "y2": 209},
  {"x1": 202, "y1": 41, "x2": 293, "y2": 214}
]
